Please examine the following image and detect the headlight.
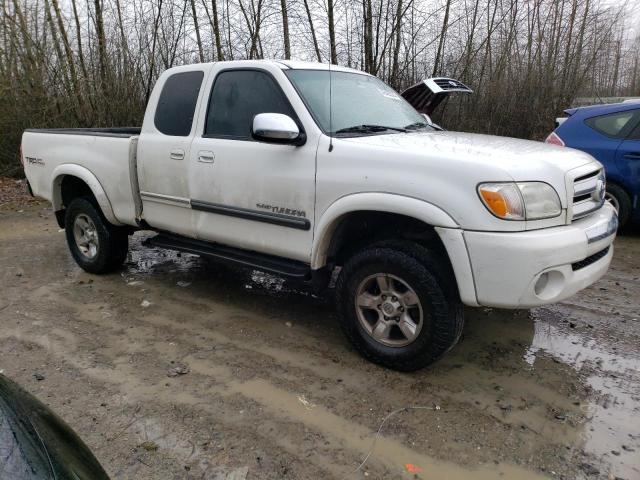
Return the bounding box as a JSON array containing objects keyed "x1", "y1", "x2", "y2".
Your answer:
[{"x1": 478, "y1": 182, "x2": 561, "y2": 220}]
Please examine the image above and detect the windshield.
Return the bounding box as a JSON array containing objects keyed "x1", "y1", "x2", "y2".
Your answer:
[{"x1": 285, "y1": 70, "x2": 433, "y2": 136}]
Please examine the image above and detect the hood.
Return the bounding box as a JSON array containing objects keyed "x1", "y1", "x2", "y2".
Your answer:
[
  {"x1": 401, "y1": 78, "x2": 473, "y2": 115},
  {"x1": 325, "y1": 130, "x2": 603, "y2": 232},
  {"x1": 341, "y1": 130, "x2": 598, "y2": 181}
]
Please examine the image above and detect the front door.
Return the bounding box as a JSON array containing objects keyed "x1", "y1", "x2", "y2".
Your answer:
[{"x1": 188, "y1": 67, "x2": 317, "y2": 262}]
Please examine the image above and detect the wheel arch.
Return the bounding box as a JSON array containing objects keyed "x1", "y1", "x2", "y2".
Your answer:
[
  {"x1": 311, "y1": 193, "x2": 478, "y2": 306},
  {"x1": 606, "y1": 178, "x2": 632, "y2": 198},
  {"x1": 312, "y1": 193, "x2": 458, "y2": 269},
  {"x1": 52, "y1": 165, "x2": 121, "y2": 227},
  {"x1": 605, "y1": 179, "x2": 634, "y2": 227}
]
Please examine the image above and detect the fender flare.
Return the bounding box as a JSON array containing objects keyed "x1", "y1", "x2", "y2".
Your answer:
[
  {"x1": 311, "y1": 192, "x2": 459, "y2": 269},
  {"x1": 51, "y1": 164, "x2": 122, "y2": 226}
]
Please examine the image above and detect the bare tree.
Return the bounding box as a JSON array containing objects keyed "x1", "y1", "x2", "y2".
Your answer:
[
  {"x1": 303, "y1": 0, "x2": 322, "y2": 61},
  {"x1": 202, "y1": 0, "x2": 225, "y2": 60},
  {"x1": 280, "y1": 0, "x2": 290, "y2": 59},
  {"x1": 190, "y1": 0, "x2": 205, "y2": 62},
  {"x1": 0, "y1": 0, "x2": 637, "y2": 176},
  {"x1": 328, "y1": 0, "x2": 337, "y2": 64}
]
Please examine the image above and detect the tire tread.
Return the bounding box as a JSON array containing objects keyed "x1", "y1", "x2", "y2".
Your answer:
[
  {"x1": 65, "y1": 197, "x2": 128, "y2": 274},
  {"x1": 336, "y1": 240, "x2": 463, "y2": 371}
]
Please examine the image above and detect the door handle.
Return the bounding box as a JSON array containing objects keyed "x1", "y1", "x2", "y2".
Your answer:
[
  {"x1": 623, "y1": 152, "x2": 640, "y2": 160},
  {"x1": 197, "y1": 151, "x2": 215, "y2": 163},
  {"x1": 170, "y1": 149, "x2": 185, "y2": 160}
]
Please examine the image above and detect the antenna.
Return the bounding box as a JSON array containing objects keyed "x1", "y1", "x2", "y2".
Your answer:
[{"x1": 328, "y1": 60, "x2": 334, "y2": 152}]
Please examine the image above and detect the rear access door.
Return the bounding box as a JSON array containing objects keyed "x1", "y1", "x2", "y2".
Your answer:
[{"x1": 137, "y1": 67, "x2": 208, "y2": 237}]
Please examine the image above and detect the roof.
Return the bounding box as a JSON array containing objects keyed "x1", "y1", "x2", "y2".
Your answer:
[
  {"x1": 274, "y1": 60, "x2": 369, "y2": 75},
  {"x1": 161, "y1": 59, "x2": 370, "y2": 76},
  {"x1": 565, "y1": 100, "x2": 640, "y2": 117}
]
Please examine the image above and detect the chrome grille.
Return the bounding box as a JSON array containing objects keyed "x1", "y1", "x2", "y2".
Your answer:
[{"x1": 570, "y1": 167, "x2": 605, "y2": 221}]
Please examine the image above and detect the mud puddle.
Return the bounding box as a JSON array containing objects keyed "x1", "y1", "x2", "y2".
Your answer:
[{"x1": 526, "y1": 308, "x2": 640, "y2": 479}]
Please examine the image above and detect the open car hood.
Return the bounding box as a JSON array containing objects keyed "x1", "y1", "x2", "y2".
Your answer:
[{"x1": 401, "y1": 77, "x2": 473, "y2": 115}]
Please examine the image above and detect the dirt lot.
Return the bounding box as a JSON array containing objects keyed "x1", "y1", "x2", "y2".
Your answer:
[{"x1": 0, "y1": 188, "x2": 638, "y2": 480}]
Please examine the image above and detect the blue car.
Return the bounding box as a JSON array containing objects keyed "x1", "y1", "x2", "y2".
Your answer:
[{"x1": 546, "y1": 101, "x2": 640, "y2": 227}]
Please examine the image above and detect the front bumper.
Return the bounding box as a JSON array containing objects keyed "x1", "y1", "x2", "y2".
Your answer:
[{"x1": 462, "y1": 203, "x2": 618, "y2": 308}]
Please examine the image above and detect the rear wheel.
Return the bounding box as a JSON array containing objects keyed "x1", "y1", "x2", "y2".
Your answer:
[
  {"x1": 605, "y1": 183, "x2": 631, "y2": 228},
  {"x1": 336, "y1": 241, "x2": 463, "y2": 371},
  {"x1": 65, "y1": 197, "x2": 128, "y2": 274}
]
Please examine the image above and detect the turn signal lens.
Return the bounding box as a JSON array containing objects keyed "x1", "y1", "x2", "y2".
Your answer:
[
  {"x1": 480, "y1": 190, "x2": 508, "y2": 217},
  {"x1": 478, "y1": 183, "x2": 525, "y2": 220}
]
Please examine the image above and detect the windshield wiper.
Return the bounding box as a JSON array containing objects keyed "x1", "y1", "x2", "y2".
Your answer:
[
  {"x1": 334, "y1": 124, "x2": 407, "y2": 135},
  {"x1": 404, "y1": 122, "x2": 430, "y2": 130}
]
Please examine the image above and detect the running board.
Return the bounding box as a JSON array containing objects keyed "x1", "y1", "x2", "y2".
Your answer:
[{"x1": 144, "y1": 233, "x2": 311, "y2": 279}]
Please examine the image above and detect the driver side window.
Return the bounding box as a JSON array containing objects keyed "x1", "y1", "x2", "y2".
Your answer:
[{"x1": 204, "y1": 70, "x2": 295, "y2": 140}]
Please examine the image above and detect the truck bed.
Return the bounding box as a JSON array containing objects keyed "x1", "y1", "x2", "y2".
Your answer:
[
  {"x1": 24, "y1": 127, "x2": 141, "y2": 138},
  {"x1": 22, "y1": 129, "x2": 140, "y2": 227}
]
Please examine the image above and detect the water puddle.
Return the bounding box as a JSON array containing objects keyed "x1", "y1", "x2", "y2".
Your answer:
[{"x1": 525, "y1": 309, "x2": 640, "y2": 479}]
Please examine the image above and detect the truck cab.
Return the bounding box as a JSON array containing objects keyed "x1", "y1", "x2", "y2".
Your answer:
[{"x1": 22, "y1": 60, "x2": 618, "y2": 371}]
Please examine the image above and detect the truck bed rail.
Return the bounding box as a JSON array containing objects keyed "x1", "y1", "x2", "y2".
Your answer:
[{"x1": 24, "y1": 127, "x2": 141, "y2": 138}]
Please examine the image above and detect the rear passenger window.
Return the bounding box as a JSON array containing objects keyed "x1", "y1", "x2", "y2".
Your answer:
[
  {"x1": 585, "y1": 110, "x2": 639, "y2": 138},
  {"x1": 628, "y1": 118, "x2": 640, "y2": 140},
  {"x1": 205, "y1": 70, "x2": 295, "y2": 139},
  {"x1": 154, "y1": 71, "x2": 204, "y2": 136}
]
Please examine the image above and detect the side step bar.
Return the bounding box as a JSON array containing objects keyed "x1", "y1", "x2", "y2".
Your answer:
[{"x1": 144, "y1": 233, "x2": 311, "y2": 279}]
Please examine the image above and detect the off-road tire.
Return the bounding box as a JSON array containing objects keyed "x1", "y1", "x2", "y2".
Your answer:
[
  {"x1": 336, "y1": 240, "x2": 463, "y2": 371},
  {"x1": 605, "y1": 183, "x2": 631, "y2": 228},
  {"x1": 65, "y1": 197, "x2": 128, "y2": 274}
]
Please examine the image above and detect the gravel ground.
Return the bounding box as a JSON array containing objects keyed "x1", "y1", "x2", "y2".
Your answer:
[
  {"x1": 0, "y1": 193, "x2": 638, "y2": 480},
  {"x1": 0, "y1": 177, "x2": 40, "y2": 206}
]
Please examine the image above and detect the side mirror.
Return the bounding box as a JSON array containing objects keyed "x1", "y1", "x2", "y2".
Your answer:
[{"x1": 252, "y1": 113, "x2": 305, "y2": 146}]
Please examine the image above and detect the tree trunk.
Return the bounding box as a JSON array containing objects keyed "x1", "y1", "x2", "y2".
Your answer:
[
  {"x1": 280, "y1": 0, "x2": 290, "y2": 59},
  {"x1": 211, "y1": 0, "x2": 225, "y2": 60},
  {"x1": 70, "y1": 0, "x2": 88, "y2": 82},
  {"x1": 432, "y1": 0, "x2": 451, "y2": 76},
  {"x1": 93, "y1": 0, "x2": 109, "y2": 96},
  {"x1": 145, "y1": 0, "x2": 164, "y2": 103},
  {"x1": 362, "y1": 0, "x2": 373, "y2": 72},
  {"x1": 303, "y1": 0, "x2": 321, "y2": 62},
  {"x1": 50, "y1": 0, "x2": 83, "y2": 119},
  {"x1": 114, "y1": 0, "x2": 128, "y2": 59},
  {"x1": 328, "y1": 0, "x2": 337, "y2": 64},
  {"x1": 390, "y1": 0, "x2": 403, "y2": 87},
  {"x1": 189, "y1": 0, "x2": 204, "y2": 62}
]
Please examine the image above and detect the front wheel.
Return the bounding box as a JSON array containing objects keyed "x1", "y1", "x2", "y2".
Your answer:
[
  {"x1": 605, "y1": 183, "x2": 631, "y2": 228},
  {"x1": 65, "y1": 197, "x2": 128, "y2": 274},
  {"x1": 336, "y1": 241, "x2": 463, "y2": 371}
]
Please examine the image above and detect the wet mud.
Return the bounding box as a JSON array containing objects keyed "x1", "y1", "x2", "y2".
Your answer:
[{"x1": 0, "y1": 203, "x2": 638, "y2": 479}]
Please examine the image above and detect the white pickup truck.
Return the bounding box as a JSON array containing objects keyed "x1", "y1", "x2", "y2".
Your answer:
[{"x1": 22, "y1": 60, "x2": 618, "y2": 371}]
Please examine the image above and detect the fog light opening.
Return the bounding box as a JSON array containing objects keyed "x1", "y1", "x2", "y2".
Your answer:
[{"x1": 534, "y1": 270, "x2": 565, "y2": 300}]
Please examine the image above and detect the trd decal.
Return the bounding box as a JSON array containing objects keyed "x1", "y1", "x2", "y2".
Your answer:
[{"x1": 25, "y1": 156, "x2": 44, "y2": 166}]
